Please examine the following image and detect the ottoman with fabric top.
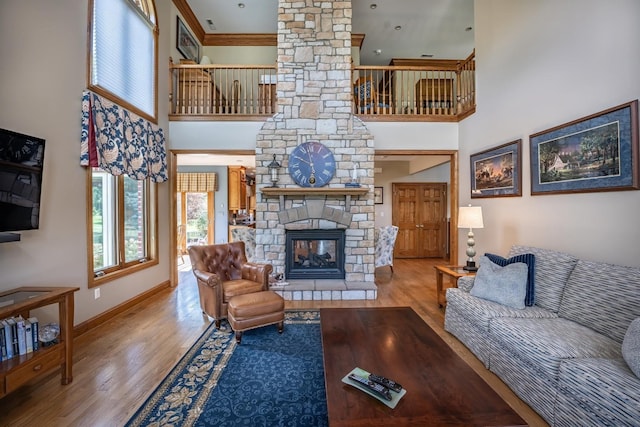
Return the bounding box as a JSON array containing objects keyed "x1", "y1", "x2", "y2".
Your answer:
[{"x1": 227, "y1": 291, "x2": 284, "y2": 343}]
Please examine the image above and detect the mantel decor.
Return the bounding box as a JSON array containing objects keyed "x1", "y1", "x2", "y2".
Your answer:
[
  {"x1": 530, "y1": 100, "x2": 639, "y2": 195},
  {"x1": 470, "y1": 140, "x2": 522, "y2": 198},
  {"x1": 176, "y1": 17, "x2": 199, "y2": 63}
]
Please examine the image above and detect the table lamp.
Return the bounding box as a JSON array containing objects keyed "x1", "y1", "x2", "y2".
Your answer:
[{"x1": 458, "y1": 205, "x2": 484, "y2": 271}]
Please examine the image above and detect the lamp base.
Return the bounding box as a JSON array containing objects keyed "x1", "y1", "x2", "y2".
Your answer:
[{"x1": 463, "y1": 261, "x2": 478, "y2": 272}]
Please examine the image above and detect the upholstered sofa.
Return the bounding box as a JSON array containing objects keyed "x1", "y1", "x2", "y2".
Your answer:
[{"x1": 444, "y1": 245, "x2": 640, "y2": 426}]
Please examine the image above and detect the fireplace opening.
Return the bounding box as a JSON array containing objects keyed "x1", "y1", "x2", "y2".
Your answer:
[{"x1": 285, "y1": 229, "x2": 345, "y2": 280}]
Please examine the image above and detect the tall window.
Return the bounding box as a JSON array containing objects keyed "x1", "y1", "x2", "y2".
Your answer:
[
  {"x1": 89, "y1": 0, "x2": 158, "y2": 121},
  {"x1": 91, "y1": 169, "x2": 156, "y2": 280},
  {"x1": 87, "y1": 0, "x2": 159, "y2": 284}
]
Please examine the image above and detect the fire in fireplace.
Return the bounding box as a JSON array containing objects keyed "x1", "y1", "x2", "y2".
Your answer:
[{"x1": 285, "y1": 229, "x2": 345, "y2": 280}]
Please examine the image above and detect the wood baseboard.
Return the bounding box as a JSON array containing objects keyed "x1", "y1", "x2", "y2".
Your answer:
[{"x1": 73, "y1": 280, "x2": 172, "y2": 337}]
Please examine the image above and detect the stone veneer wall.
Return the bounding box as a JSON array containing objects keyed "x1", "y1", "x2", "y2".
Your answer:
[{"x1": 254, "y1": 0, "x2": 375, "y2": 283}]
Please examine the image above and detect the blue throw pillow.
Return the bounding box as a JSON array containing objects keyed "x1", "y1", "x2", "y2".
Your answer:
[
  {"x1": 470, "y1": 256, "x2": 528, "y2": 309},
  {"x1": 485, "y1": 252, "x2": 536, "y2": 306}
]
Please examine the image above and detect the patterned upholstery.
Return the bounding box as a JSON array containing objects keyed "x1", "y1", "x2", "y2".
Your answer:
[
  {"x1": 231, "y1": 227, "x2": 256, "y2": 262},
  {"x1": 444, "y1": 245, "x2": 640, "y2": 426},
  {"x1": 555, "y1": 358, "x2": 640, "y2": 427},
  {"x1": 353, "y1": 76, "x2": 390, "y2": 113},
  {"x1": 508, "y1": 245, "x2": 578, "y2": 312},
  {"x1": 489, "y1": 317, "x2": 622, "y2": 424},
  {"x1": 374, "y1": 225, "x2": 398, "y2": 273},
  {"x1": 445, "y1": 287, "x2": 557, "y2": 367},
  {"x1": 558, "y1": 259, "x2": 640, "y2": 344}
]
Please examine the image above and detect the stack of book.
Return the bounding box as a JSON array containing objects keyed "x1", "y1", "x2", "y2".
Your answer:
[{"x1": 0, "y1": 316, "x2": 39, "y2": 362}]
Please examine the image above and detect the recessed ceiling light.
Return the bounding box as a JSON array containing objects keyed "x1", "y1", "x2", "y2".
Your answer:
[
  {"x1": 421, "y1": 54, "x2": 434, "y2": 58},
  {"x1": 370, "y1": 4, "x2": 377, "y2": 9},
  {"x1": 394, "y1": 25, "x2": 402, "y2": 31},
  {"x1": 465, "y1": 26, "x2": 473, "y2": 31},
  {"x1": 374, "y1": 49, "x2": 382, "y2": 55},
  {"x1": 238, "y1": 3, "x2": 245, "y2": 8}
]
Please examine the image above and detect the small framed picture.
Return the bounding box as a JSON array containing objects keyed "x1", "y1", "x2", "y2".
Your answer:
[
  {"x1": 374, "y1": 187, "x2": 383, "y2": 204},
  {"x1": 176, "y1": 17, "x2": 199, "y2": 63},
  {"x1": 471, "y1": 139, "x2": 522, "y2": 198}
]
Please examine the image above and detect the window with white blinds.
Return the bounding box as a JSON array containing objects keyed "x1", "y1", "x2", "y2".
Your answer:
[{"x1": 90, "y1": 0, "x2": 157, "y2": 120}]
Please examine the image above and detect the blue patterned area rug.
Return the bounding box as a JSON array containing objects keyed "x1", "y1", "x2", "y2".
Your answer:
[{"x1": 125, "y1": 311, "x2": 327, "y2": 427}]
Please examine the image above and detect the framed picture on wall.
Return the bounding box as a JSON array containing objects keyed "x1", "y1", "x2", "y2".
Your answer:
[
  {"x1": 176, "y1": 17, "x2": 199, "y2": 63},
  {"x1": 470, "y1": 139, "x2": 522, "y2": 198},
  {"x1": 374, "y1": 187, "x2": 383, "y2": 204},
  {"x1": 530, "y1": 100, "x2": 639, "y2": 195}
]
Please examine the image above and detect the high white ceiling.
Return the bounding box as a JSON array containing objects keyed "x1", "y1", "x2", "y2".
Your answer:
[
  {"x1": 178, "y1": 0, "x2": 471, "y2": 168},
  {"x1": 185, "y1": 0, "x2": 475, "y2": 65}
]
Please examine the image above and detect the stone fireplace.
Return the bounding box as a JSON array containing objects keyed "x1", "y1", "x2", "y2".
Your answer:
[
  {"x1": 253, "y1": 0, "x2": 375, "y2": 295},
  {"x1": 286, "y1": 229, "x2": 345, "y2": 280}
]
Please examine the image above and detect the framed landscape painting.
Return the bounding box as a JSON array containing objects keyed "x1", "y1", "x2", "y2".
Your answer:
[
  {"x1": 530, "y1": 100, "x2": 639, "y2": 195},
  {"x1": 470, "y1": 139, "x2": 522, "y2": 198}
]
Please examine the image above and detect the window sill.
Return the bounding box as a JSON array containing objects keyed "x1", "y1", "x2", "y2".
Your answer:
[{"x1": 89, "y1": 258, "x2": 158, "y2": 288}]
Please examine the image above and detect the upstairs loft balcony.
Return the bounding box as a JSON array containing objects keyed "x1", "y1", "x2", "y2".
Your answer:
[{"x1": 169, "y1": 51, "x2": 475, "y2": 122}]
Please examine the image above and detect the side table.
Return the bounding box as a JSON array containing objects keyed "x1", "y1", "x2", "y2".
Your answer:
[{"x1": 434, "y1": 265, "x2": 476, "y2": 308}]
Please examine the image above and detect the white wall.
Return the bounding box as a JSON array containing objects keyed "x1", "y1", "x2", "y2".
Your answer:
[
  {"x1": 0, "y1": 0, "x2": 172, "y2": 324},
  {"x1": 459, "y1": 0, "x2": 640, "y2": 267}
]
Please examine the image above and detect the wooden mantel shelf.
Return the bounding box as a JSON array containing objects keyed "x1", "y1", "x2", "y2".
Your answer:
[
  {"x1": 260, "y1": 187, "x2": 369, "y2": 210},
  {"x1": 260, "y1": 187, "x2": 368, "y2": 197}
]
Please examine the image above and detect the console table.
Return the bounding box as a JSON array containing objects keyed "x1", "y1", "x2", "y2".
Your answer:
[{"x1": 0, "y1": 286, "x2": 79, "y2": 397}]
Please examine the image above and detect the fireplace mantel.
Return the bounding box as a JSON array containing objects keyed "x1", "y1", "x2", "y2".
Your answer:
[{"x1": 261, "y1": 187, "x2": 369, "y2": 210}]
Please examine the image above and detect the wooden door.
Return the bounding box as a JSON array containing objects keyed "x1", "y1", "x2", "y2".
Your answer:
[{"x1": 392, "y1": 183, "x2": 447, "y2": 258}]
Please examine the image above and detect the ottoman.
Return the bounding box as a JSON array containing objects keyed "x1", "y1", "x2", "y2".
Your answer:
[{"x1": 227, "y1": 290, "x2": 285, "y2": 344}]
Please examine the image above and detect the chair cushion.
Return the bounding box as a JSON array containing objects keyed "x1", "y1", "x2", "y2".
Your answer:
[
  {"x1": 228, "y1": 291, "x2": 284, "y2": 319},
  {"x1": 470, "y1": 256, "x2": 528, "y2": 309},
  {"x1": 223, "y1": 279, "x2": 265, "y2": 302}
]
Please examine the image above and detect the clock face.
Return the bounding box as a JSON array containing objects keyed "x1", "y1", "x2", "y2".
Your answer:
[{"x1": 288, "y1": 141, "x2": 336, "y2": 187}]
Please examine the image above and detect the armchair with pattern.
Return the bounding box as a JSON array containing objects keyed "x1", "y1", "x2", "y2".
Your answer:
[
  {"x1": 375, "y1": 225, "x2": 399, "y2": 274},
  {"x1": 231, "y1": 227, "x2": 256, "y2": 262},
  {"x1": 188, "y1": 241, "x2": 273, "y2": 328},
  {"x1": 353, "y1": 76, "x2": 390, "y2": 114}
]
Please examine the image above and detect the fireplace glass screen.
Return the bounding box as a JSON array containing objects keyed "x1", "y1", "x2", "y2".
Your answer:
[{"x1": 285, "y1": 229, "x2": 345, "y2": 279}]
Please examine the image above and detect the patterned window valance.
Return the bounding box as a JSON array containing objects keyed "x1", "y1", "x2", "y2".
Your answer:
[
  {"x1": 80, "y1": 90, "x2": 167, "y2": 182},
  {"x1": 177, "y1": 173, "x2": 218, "y2": 192}
]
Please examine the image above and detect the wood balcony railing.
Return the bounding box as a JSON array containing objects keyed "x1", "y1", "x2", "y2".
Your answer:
[{"x1": 169, "y1": 51, "x2": 475, "y2": 121}]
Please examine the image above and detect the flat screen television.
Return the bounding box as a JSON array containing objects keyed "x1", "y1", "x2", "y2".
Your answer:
[{"x1": 0, "y1": 128, "x2": 46, "y2": 232}]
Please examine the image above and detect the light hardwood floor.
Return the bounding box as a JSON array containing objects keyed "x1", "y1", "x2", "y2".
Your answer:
[{"x1": 0, "y1": 258, "x2": 548, "y2": 427}]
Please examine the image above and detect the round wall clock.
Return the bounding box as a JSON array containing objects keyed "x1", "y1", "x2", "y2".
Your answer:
[{"x1": 288, "y1": 141, "x2": 336, "y2": 187}]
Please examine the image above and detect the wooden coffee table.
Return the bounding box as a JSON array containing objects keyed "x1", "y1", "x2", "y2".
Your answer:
[{"x1": 320, "y1": 307, "x2": 527, "y2": 426}]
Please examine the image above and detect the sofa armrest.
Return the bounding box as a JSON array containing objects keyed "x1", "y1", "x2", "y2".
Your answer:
[
  {"x1": 193, "y1": 269, "x2": 222, "y2": 288},
  {"x1": 241, "y1": 262, "x2": 273, "y2": 289},
  {"x1": 457, "y1": 275, "x2": 475, "y2": 292}
]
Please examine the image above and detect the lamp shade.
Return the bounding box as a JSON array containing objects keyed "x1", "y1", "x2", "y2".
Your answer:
[
  {"x1": 200, "y1": 55, "x2": 212, "y2": 65},
  {"x1": 458, "y1": 206, "x2": 484, "y2": 229}
]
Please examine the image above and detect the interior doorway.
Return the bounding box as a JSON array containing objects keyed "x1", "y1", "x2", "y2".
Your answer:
[
  {"x1": 374, "y1": 150, "x2": 458, "y2": 265},
  {"x1": 392, "y1": 182, "x2": 447, "y2": 258}
]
